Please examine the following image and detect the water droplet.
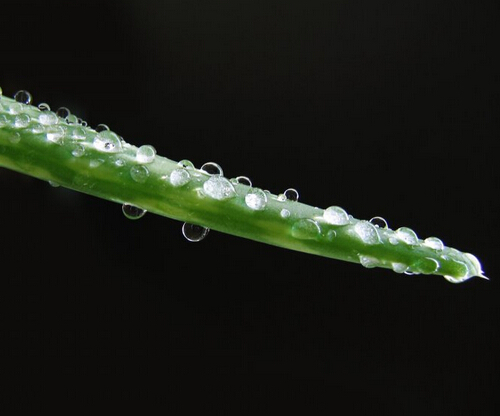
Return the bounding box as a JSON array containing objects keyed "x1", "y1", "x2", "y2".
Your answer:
[
  {"x1": 231, "y1": 176, "x2": 252, "y2": 187},
  {"x1": 391, "y1": 262, "x2": 408, "y2": 273},
  {"x1": 14, "y1": 113, "x2": 30, "y2": 128},
  {"x1": 14, "y1": 90, "x2": 32, "y2": 105},
  {"x1": 0, "y1": 115, "x2": 8, "y2": 127},
  {"x1": 277, "y1": 193, "x2": 287, "y2": 202},
  {"x1": 284, "y1": 188, "x2": 299, "y2": 202},
  {"x1": 38, "y1": 111, "x2": 58, "y2": 125},
  {"x1": 89, "y1": 158, "x2": 104, "y2": 168},
  {"x1": 122, "y1": 204, "x2": 147, "y2": 220},
  {"x1": 130, "y1": 165, "x2": 149, "y2": 183},
  {"x1": 395, "y1": 227, "x2": 419, "y2": 245},
  {"x1": 326, "y1": 229, "x2": 337, "y2": 240},
  {"x1": 46, "y1": 125, "x2": 65, "y2": 143},
  {"x1": 38, "y1": 103, "x2": 51, "y2": 111},
  {"x1": 136, "y1": 145, "x2": 156, "y2": 164},
  {"x1": 31, "y1": 123, "x2": 45, "y2": 134},
  {"x1": 8, "y1": 102, "x2": 22, "y2": 114},
  {"x1": 291, "y1": 219, "x2": 321, "y2": 240},
  {"x1": 8, "y1": 132, "x2": 21, "y2": 144},
  {"x1": 115, "y1": 159, "x2": 125, "y2": 167},
  {"x1": 463, "y1": 253, "x2": 484, "y2": 277},
  {"x1": 359, "y1": 255, "x2": 380, "y2": 268},
  {"x1": 182, "y1": 223, "x2": 209, "y2": 242},
  {"x1": 56, "y1": 107, "x2": 70, "y2": 119},
  {"x1": 169, "y1": 168, "x2": 191, "y2": 187},
  {"x1": 353, "y1": 221, "x2": 381, "y2": 245},
  {"x1": 71, "y1": 144, "x2": 85, "y2": 157},
  {"x1": 369, "y1": 216, "x2": 388, "y2": 228},
  {"x1": 95, "y1": 123, "x2": 110, "y2": 132},
  {"x1": 93, "y1": 130, "x2": 122, "y2": 153},
  {"x1": 203, "y1": 176, "x2": 235, "y2": 200},
  {"x1": 280, "y1": 208, "x2": 291, "y2": 218},
  {"x1": 410, "y1": 257, "x2": 439, "y2": 274},
  {"x1": 245, "y1": 188, "x2": 267, "y2": 210},
  {"x1": 178, "y1": 159, "x2": 194, "y2": 169},
  {"x1": 323, "y1": 206, "x2": 350, "y2": 225},
  {"x1": 423, "y1": 237, "x2": 444, "y2": 251},
  {"x1": 201, "y1": 162, "x2": 223, "y2": 176},
  {"x1": 48, "y1": 180, "x2": 60, "y2": 187}
]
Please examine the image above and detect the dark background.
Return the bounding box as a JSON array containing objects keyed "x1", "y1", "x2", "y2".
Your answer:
[{"x1": 1, "y1": 0, "x2": 498, "y2": 413}]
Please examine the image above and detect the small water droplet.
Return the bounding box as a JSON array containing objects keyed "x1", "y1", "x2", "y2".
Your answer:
[
  {"x1": 201, "y1": 162, "x2": 223, "y2": 176},
  {"x1": 71, "y1": 126, "x2": 86, "y2": 140},
  {"x1": 323, "y1": 206, "x2": 350, "y2": 225},
  {"x1": 291, "y1": 218, "x2": 321, "y2": 240},
  {"x1": 66, "y1": 114, "x2": 79, "y2": 124},
  {"x1": 122, "y1": 204, "x2": 147, "y2": 220},
  {"x1": 284, "y1": 188, "x2": 299, "y2": 202},
  {"x1": 391, "y1": 262, "x2": 408, "y2": 273},
  {"x1": 203, "y1": 176, "x2": 235, "y2": 200},
  {"x1": 395, "y1": 227, "x2": 419, "y2": 245},
  {"x1": 71, "y1": 144, "x2": 85, "y2": 157},
  {"x1": 56, "y1": 107, "x2": 70, "y2": 119},
  {"x1": 8, "y1": 132, "x2": 21, "y2": 144},
  {"x1": 423, "y1": 237, "x2": 444, "y2": 251},
  {"x1": 277, "y1": 193, "x2": 287, "y2": 202},
  {"x1": 48, "y1": 180, "x2": 60, "y2": 187},
  {"x1": 359, "y1": 255, "x2": 380, "y2": 268},
  {"x1": 169, "y1": 168, "x2": 191, "y2": 187},
  {"x1": 369, "y1": 216, "x2": 388, "y2": 228},
  {"x1": 46, "y1": 125, "x2": 65, "y2": 143},
  {"x1": 93, "y1": 130, "x2": 123, "y2": 153},
  {"x1": 353, "y1": 221, "x2": 381, "y2": 245},
  {"x1": 177, "y1": 159, "x2": 194, "y2": 169},
  {"x1": 0, "y1": 115, "x2": 8, "y2": 127},
  {"x1": 410, "y1": 257, "x2": 439, "y2": 274},
  {"x1": 130, "y1": 165, "x2": 149, "y2": 183},
  {"x1": 89, "y1": 158, "x2": 105, "y2": 168},
  {"x1": 326, "y1": 229, "x2": 337, "y2": 240},
  {"x1": 38, "y1": 103, "x2": 51, "y2": 111},
  {"x1": 136, "y1": 145, "x2": 156, "y2": 164},
  {"x1": 38, "y1": 111, "x2": 58, "y2": 125},
  {"x1": 280, "y1": 208, "x2": 291, "y2": 218},
  {"x1": 231, "y1": 176, "x2": 252, "y2": 187},
  {"x1": 31, "y1": 123, "x2": 45, "y2": 134},
  {"x1": 95, "y1": 123, "x2": 110, "y2": 132},
  {"x1": 14, "y1": 90, "x2": 32, "y2": 105},
  {"x1": 182, "y1": 223, "x2": 210, "y2": 242},
  {"x1": 14, "y1": 113, "x2": 30, "y2": 128},
  {"x1": 115, "y1": 159, "x2": 125, "y2": 167},
  {"x1": 245, "y1": 188, "x2": 267, "y2": 210}
]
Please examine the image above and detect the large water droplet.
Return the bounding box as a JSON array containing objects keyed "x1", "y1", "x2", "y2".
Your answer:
[
  {"x1": 71, "y1": 126, "x2": 86, "y2": 140},
  {"x1": 93, "y1": 130, "x2": 122, "y2": 153},
  {"x1": 14, "y1": 90, "x2": 32, "y2": 105},
  {"x1": 200, "y1": 162, "x2": 223, "y2": 176},
  {"x1": 284, "y1": 188, "x2": 299, "y2": 202},
  {"x1": 182, "y1": 223, "x2": 210, "y2": 242},
  {"x1": 66, "y1": 114, "x2": 79, "y2": 124},
  {"x1": 423, "y1": 237, "x2": 444, "y2": 251},
  {"x1": 391, "y1": 262, "x2": 408, "y2": 273},
  {"x1": 38, "y1": 103, "x2": 51, "y2": 111},
  {"x1": 245, "y1": 188, "x2": 267, "y2": 210},
  {"x1": 122, "y1": 204, "x2": 147, "y2": 220},
  {"x1": 323, "y1": 206, "x2": 350, "y2": 225},
  {"x1": 14, "y1": 113, "x2": 30, "y2": 128},
  {"x1": 353, "y1": 221, "x2": 381, "y2": 245},
  {"x1": 169, "y1": 168, "x2": 191, "y2": 187},
  {"x1": 203, "y1": 176, "x2": 235, "y2": 200},
  {"x1": 130, "y1": 165, "x2": 149, "y2": 183},
  {"x1": 38, "y1": 111, "x2": 59, "y2": 125},
  {"x1": 291, "y1": 219, "x2": 321, "y2": 240},
  {"x1": 395, "y1": 227, "x2": 419, "y2": 245},
  {"x1": 71, "y1": 144, "x2": 85, "y2": 157},
  {"x1": 136, "y1": 145, "x2": 156, "y2": 164}
]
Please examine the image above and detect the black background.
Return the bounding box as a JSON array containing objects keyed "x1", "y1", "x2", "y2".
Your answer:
[{"x1": 1, "y1": 0, "x2": 498, "y2": 413}]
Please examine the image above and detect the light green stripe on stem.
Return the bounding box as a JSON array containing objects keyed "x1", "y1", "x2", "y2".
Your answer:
[{"x1": 0, "y1": 95, "x2": 485, "y2": 283}]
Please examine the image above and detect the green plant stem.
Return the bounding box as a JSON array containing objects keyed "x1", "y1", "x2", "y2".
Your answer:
[{"x1": 0, "y1": 94, "x2": 485, "y2": 282}]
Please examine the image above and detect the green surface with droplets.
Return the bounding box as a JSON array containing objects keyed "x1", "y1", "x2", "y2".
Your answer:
[{"x1": 0, "y1": 94, "x2": 485, "y2": 283}]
